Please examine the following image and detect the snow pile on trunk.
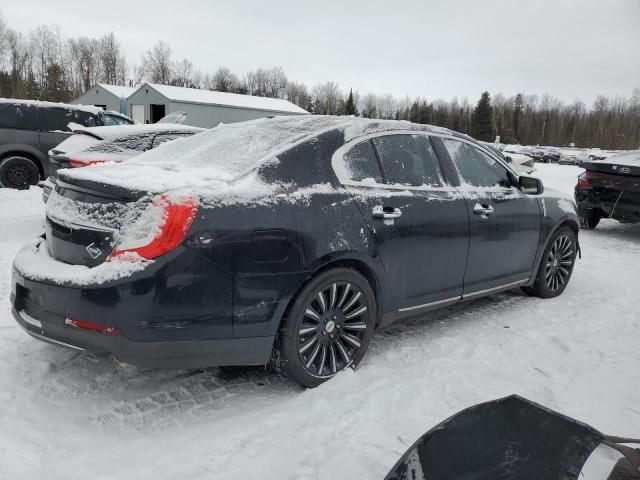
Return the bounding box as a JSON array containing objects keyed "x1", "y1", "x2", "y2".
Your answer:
[{"x1": 12, "y1": 237, "x2": 151, "y2": 285}]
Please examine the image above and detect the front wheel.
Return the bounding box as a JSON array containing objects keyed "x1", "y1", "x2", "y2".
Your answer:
[
  {"x1": 279, "y1": 268, "x2": 376, "y2": 388},
  {"x1": 0, "y1": 156, "x2": 40, "y2": 189},
  {"x1": 522, "y1": 227, "x2": 577, "y2": 298}
]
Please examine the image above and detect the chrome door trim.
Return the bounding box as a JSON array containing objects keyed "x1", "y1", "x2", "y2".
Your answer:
[
  {"x1": 398, "y1": 295, "x2": 461, "y2": 313},
  {"x1": 462, "y1": 278, "x2": 530, "y2": 299}
]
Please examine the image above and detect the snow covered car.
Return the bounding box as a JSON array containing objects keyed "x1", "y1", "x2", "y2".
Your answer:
[
  {"x1": 11, "y1": 116, "x2": 580, "y2": 388},
  {"x1": 575, "y1": 151, "x2": 640, "y2": 229},
  {"x1": 0, "y1": 99, "x2": 133, "y2": 189},
  {"x1": 559, "y1": 149, "x2": 589, "y2": 165},
  {"x1": 481, "y1": 142, "x2": 535, "y2": 174},
  {"x1": 42, "y1": 123, "x2": 204, "y2": 202}
]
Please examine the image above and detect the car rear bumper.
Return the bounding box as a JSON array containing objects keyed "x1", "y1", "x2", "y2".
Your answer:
[
  {"x1": 11, "y1": 238, "x2": 277, "y2": 368},
  {"x1": 576, "y1": 189, "x2": 640, "y2": 223},
  {"x1": 11, "y1": 306, "x2": 273, "y2": 368}
]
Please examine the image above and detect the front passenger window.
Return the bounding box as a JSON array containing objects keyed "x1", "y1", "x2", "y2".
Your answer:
[{"x1": 443, "y1": 139, "x2": 512, "y2": 188}]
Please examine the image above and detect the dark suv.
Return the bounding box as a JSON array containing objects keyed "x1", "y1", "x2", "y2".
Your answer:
[
  {"x1": 0, "y1": 99, "x2": 133, "y2": 189},
  {"x1": 11, "y1": 116, "x2": 579, "y2": 388}
]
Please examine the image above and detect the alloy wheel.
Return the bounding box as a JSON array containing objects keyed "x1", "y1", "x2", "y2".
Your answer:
[
  {"x1": 544, "y1": 234, "x2": 574, "y2": 292},
  {"x1": 297, "y1": 282, "x2": 369, "y2": 378}
]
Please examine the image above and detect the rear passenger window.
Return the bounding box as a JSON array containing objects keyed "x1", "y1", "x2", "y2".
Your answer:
[
  {"x1": 443, "y1": 139, "x2": 511, "y2": 187},
  {"x1": 372, "y1": 134, "x2": 442, "y2": 187},
  {"x1": 342, "y1": 140, "x2": 383, "y2": 184},
  {"x1": 0, "y1": 103, "x2": 38, "y2": 129},
  {"x1": 39, "y1": 107, "x2": 98, "y2": 132}
]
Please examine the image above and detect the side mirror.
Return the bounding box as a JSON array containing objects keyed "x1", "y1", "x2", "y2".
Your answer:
[
  {"x1": 519, "y1": 175, "x2": 544, "y2": 195},
  {"x1": 505, "y1": 155, "x2": 513, "y2": 163}
]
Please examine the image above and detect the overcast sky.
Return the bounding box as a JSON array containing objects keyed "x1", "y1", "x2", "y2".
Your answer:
[{"x1": 3, "y1": 0, "x2": 639, "y2": 105}]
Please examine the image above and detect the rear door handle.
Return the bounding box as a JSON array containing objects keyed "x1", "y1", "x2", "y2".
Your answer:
[
  {"x1": 473, "y1": 203, "x2": 494, "y2": 217},
  {"x1": 372, "y1": 206, "x2": 402, "y2": 220}
]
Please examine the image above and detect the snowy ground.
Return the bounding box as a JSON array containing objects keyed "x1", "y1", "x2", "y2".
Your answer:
[{"x1": 1, "y1": 164, "x2": 639, "y2": 479}]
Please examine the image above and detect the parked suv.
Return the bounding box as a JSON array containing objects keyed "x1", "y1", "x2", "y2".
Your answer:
[
  {"x1": 11, "y1": 116, "x2": 579, "y2": 388},
  {"x1": 0, "y1": 99, "x2": 133, "y2": 189}
]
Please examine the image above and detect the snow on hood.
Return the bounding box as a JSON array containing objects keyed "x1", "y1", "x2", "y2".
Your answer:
[{"x1": 60, "y1": 115, "x2": 453, "y2": 200}]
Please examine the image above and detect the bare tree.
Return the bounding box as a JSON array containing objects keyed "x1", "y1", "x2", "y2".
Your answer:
[
  {"x1": 141, "y1": 41, "x2": 172, "y2": 84},
  {"x1": 312, "y1": 81, "x2": 341, "y2": 114},
  {"x1": 172, "y1": 57, "x2": 194, "y2": 87}
]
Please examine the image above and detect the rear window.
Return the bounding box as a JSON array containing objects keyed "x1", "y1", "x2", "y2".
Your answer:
[
  {"x1": 103, "y1": 113, "x2": 133, "y2": 126},
  {"x1": 85, "y1": 134, "x2": 155, "y2": 154},
  {"x1": 52, "y1": 133, "x2": 101, "y2": 155},
  {"x1": 0, "y1": 103, "x2": 38, "y2": 130},
  {"x1": 39, "y1": 107, "x2": 99, "y2": 132}
]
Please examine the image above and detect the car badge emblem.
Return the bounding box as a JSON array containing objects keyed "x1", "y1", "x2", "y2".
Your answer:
[
  {"x1": 85, "y1": 242, "x2": 102, "y2": 259},
  {"x1": 619, "y1": 167, "x2": 631, "y2": 174}
]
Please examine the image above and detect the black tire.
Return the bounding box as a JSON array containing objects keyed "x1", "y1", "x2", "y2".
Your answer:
[
  {"x1": 579, "y1": 208, "x2": 601, "y2": 230},
  {"x1": 278, "y1": 268, "x2": 376, "y2": 388},
  {"x1": 0, "y1": 156, "x2": 40, "y2": 189},
  {"x1": 522, "y1": 227, "x2": 577, "y2": 298}
]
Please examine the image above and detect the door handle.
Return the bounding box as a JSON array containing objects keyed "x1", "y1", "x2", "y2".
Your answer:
[
  {"x1": 372, "y1": 206, "x2": 402, "y2": 220},
  {"x1": 473, "y1": 203, "x2": 494, "y2": 217}
]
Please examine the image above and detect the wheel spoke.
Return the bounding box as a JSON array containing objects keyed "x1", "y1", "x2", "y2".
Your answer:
[
  {"x1": 329, "y1": 283, "x2": 337, "y2": 310},
  {"x1": 329, "y1": 344, "x2": 337, "y2": 373},
  {"x1": 317, "y1": 345, "x2": 327, "y2": 375},
  {"x1": 335, "y1": 339, "x2": 351, "y2": 364},
  {"x1": 299, "y1": 334, "x2": 318, "y2": 354},
  {"x1": 343, "y1": 322, "x2": 367, "y2": 331},
  {"x1": 305, "y1": 343, "x2": 321, "y2": 368},
  {"x1": 340, "y1": 332, "x2": 361, "y2": 349},
  {"x1": 337, "y1": 283, "x2": 351, "y2": 308},
  {"x1": 342, "y1": 291, "x2": 362, "y2": 314},
  {"x1": 317, "y1": 291, "x2": 327, "y2": 313},
  {"x1": 344, "y1": 305, "x2": 367, "y2": 320},
  {"x1": 299, "y1": 324, "x2": 319, "y2": 335},
  {"x1": 304, "y1": 307, "x2": 321, "y2": 322}
]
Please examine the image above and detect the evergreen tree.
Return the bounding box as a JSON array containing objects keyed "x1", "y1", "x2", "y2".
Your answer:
[
  {"x1": 472, "y1": 91, "x2": 494, "y2": 141},
  {"x1": 344, "y1": 88, "x2": 357, "y2": 116},
  {"x1": 513, "y1": 93, "x2": 523, "y2": 142}
]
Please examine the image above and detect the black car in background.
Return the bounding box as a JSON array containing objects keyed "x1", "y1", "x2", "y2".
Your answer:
[
  {"x1": 576, "y1": 151, "x2": 640, "y2": 229},
  {"x1": 11, "y1": 116, "x2": 579, "y2": 388},
  {"x1": 42, "y1": 124, "x2": 204, "y2": 201},
  {"x1": 0, "y1": 99, "x2": 133, "y2": 189}
]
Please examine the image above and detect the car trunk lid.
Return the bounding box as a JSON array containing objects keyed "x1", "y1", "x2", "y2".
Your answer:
[{"x1": 45, "y1": 177, "x2": 151, "y2": 267}]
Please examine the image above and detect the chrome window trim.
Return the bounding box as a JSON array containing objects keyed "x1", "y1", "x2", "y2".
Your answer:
[{"x1": 332, "y1": 130, "x2": 448, "y2": 191}]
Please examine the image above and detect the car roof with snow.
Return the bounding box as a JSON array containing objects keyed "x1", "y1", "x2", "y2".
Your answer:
[
  {"x1": 70, "y1": 123, "x2": 205, "y2": 141},
  {"x1": 58, "y1": 115, "x2": 460, "y2": 194},
  {"x1": 0, "y1": 98, "x2": 104, "y2": 114}
]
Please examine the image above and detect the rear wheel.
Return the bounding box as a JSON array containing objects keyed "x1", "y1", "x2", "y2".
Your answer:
[
  {"x1": 522, "y1": 227, "x2": 577, "y2": 298},
  {"x1": 579, "y1": 208, "x2": 601, "y2": 230},
  {"x1": 279, "y1": 268, "x2": 376, "y2": 388},
  {"x1": 0, "y1": 156, "x2": 40, "y2": 189}
]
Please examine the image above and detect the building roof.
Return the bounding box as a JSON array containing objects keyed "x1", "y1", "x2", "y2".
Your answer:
[
  {"x1": 139, "y1": 83, "x2": 308, "y2": 115},
  {"x1": 98, "y1": 84, "x2": 137, "y2": 99}
]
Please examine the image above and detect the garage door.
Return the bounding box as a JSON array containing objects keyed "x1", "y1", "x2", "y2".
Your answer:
[{"x1": 131, "y1": 104, "x2": 144, "y2": 124}]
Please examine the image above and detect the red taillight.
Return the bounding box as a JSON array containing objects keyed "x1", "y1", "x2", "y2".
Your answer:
[
  {"x1": 108, "y1": 194, "x2": 198, "y2": 261},
  {"x1": 65, "y1": 317, "x2": 119, "y2": 335},
  {"x1": 68, "y1": 159, "x2": 110, "y2": 168},
  {"x1": 577, "y1": 172, "x2": 590, "y2": 189}
]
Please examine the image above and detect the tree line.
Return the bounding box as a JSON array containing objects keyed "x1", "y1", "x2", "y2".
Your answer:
[{"x1": 0, "y1": 11, "x2": 638, "y2": 149}]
